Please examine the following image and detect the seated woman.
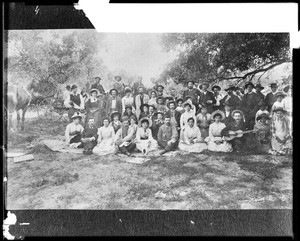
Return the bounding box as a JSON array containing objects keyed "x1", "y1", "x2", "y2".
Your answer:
[
  {"x1": 93, "y1": 117, "x2": 117, "y2": 156},
  {"x1": 253, "y1": 113, "x2": 273, "y2": 154},
  {"x1": 206, "y1": 110, "x2": 232, "y2": 152},
  {"x1": 123, "y1": 105, "x2": 137, "y2": 119},
  {"x1": 139, "y1": 104, "x2": 150, "y2": 120},
  {"x1": 110, "y1": 111, "x2": 122, "y2": 133},
  {"x1": 179, "y1": 101, "x2": 197, "y2": 140},
  {"x1": 135, "y1": 117, "x2": 158, "y2": 155},
  {"x1": 81, "y1": 117, "x2": 98, "y2": 155},
  {"x1": 65, "y1": 112, "x2": 84, "y2": 148},
  {"x1": 179, "y1": 117, "x2": 207, "y2": 153},
  {"x1": 271, "y1": 107, "x2": 292, "y2": 155},
  {"x1": 129, "y1": 115, "x2": 138, "y2": 140}
]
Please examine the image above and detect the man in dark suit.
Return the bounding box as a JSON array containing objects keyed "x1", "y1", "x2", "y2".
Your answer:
[
  {"x1": 220, "y1": 85, "x2": 241, "y2": 110},
  {"x1": 90, "y1": 77, "x2": 105, "y2": 94},
  {"x1": 198, "y1": 82, "x2": 216, "y2": 113},
  {"x1": 183, "y1": 80, "x2": 201, "y2": 107},
  {"x1": 165, "y1": 100, "x2": 182, "y2": 132}
]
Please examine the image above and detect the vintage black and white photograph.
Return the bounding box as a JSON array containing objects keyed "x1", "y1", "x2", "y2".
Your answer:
[{"x1": 5, "y1": 29, "x2": 292, "y2": 210}]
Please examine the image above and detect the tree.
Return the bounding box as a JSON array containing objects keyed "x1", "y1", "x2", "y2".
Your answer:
[
  {"x1": 160, "y1": 33, "x2": 291, "y2": 86},
  {"x1": 7, "y1": 30, "x2": 109, "y2": 96}
]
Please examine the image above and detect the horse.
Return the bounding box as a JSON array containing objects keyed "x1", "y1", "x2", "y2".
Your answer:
[{"x1": 6, "y1": 85, "x2": 32, "y2": 131}]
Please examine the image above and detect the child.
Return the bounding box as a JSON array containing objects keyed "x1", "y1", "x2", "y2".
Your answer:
[
  {"x1": 253, "y1": 113, "x2": 273, "y2": 154},
  {"x1": 270, "y1": 107, "x2": 292, "y2": 155},
  {"x1": 196, "y1": 106, "x2": 211, "y2": 139},
  {"x1": 175, "y1": 98, "x2": 185, "y2": 114},
  {"x1": 110, "y1": 111, "x2": 122, "y2": 133}
]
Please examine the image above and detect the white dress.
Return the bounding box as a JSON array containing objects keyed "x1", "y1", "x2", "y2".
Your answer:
[
  {"x1": 179, "y1": 125, "x2": 207, "y2": 153},
  {"x1": 206, "y1": 122, "x2": 232, "y2": 152},
  {"x1": 93, "y1": 126, "x2": 117, "y2": 155},
  {"x1": 135, "y1": 127, "x2": 158, "y2": 153},
  {"x1": 179, "y1": 110, "x2": 197, "y2": 140}
]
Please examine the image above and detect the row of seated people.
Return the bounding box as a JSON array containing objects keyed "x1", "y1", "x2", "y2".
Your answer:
[{"x1": 65, "y1": 102, "x2": 292, "y2": 156}]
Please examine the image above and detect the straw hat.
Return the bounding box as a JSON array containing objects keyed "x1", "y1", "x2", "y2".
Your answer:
[
  {"x1": 110, "y1": 111, "x2": 121, "y2": 121},
  {"x1": 109, "y1": 88, "x2": 118, "y2": 95},
  {"x1": 71, "y1": 111, "x2": 82, "y2": 119},
  {"x1": 211, "y1": 110, "x2": 225, "y2": 120},
  {"x1": 138, "y1": 117, "x2": 152, "y2": 127},
  {"x1": 275, "y1": 91, "x2": 287, "y2": 98},
  {"x1": 212, "y1": 85, "x2": 221, "y2": 91},
  {"x1": 231, "y1": 109, "x2": 245, "y2": 118},
  {"x1": 89, "y1": 88, "x2": 100, "y2": 96},
  {"x1": 256, "y1": 113, "x2": 270, "y2": 121}
]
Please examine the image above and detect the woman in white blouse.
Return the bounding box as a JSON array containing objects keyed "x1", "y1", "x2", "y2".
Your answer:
[
  {"x1": 206, "y1": 110, "x2": 232, "y2": 152},
  {"x1": 65, "y1": 112, "x2": 84, "y2": 147},
  {"x1": 135, "y1": 117, "x2": 158, "y2": 155},
  {"x1": 148, "y1": 90, "x2": 158, "y2": 108},
  {"x1": 121, "y1": 87, "x2": 135, "y2": 114},
  {"x1": 179, "y1": 117, "x2": 207, "y2": 153},
  {"x1": 93, "y1": 117, "x2": 117, "y2": 155}
]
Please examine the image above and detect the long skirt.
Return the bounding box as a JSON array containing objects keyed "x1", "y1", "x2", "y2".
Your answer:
[
  {"x1": 136, "y1": 139, "x2": 158, "y2": 153},
  {"x1": 93, "y1": 138, "x2": 117, "y2": 155},
  {"x1": 271, "y1": 137, "x2": 292, "y2": 154},
  {"x1": 178, "y1": 141, "x2": 207, "y2": 153},
  {"x1": 206, "y1": 137, "x2": 232, "y2": 152}
]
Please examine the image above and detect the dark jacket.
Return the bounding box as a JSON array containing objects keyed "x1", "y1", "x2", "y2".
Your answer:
[
  {"x1": 198, "y1": 91, "x2": 216, "y2": 113},
  {"x1": 165, "y1": 109, "x2": 181, "y2": 127},
  {"x1": 90, "y1": 83, "x2": 105, "y2": 94},
  {"x1": 220, "y1": 94, "x2": 242, "y2": 110}
]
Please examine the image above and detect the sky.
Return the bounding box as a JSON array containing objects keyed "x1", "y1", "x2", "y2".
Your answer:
[{"x1": 97, "y1": 33, "x2": 178, "y2": 87}]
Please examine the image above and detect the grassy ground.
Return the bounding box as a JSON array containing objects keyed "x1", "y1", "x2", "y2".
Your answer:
[{"x1": 6, "y1": 117, "x2": 292, "y2": 209}]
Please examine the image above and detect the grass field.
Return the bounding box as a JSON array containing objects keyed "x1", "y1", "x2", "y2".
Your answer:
[{"x1": 5, "y1": 116, "x2": 292, "y2": 209}]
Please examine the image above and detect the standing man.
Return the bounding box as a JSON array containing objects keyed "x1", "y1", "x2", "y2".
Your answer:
[
  {"x1": 156, "y1": 85, "x2": 166, "y2": 97},
  {"x1": 132, "y1": 76, "x2": 145, "y2": 95},
  {"x1": 265, "y1": 83, "x2": 278, "y2": 112},
  {"x1": 241, "y1": 82, "x2": 261, "y2": 129},
  {"x1": 198, "y1": 82, "x2": 216, "y2": 113},
  {"x1": 170, "y1": 87, "x2": 179, "y2": 101},
  {"x1": 106, "y1": 89, "x2": 122, "y2": 117},
  {"x1": 90, "y1": 77, "x2": 105, "y2": 94},
  {"x1": 166, "y1": 100, "x2": 182, "y2": 132},
  {"x1": 64, "y1": 85, "x2": 85, "y2": 122},
  {"x1": 113, "y1": 76, "x2": 125, "y2": 97},
  {"x1": 157, "y1": 114, "x2": 179, "y2": 155},
  {"x1": 221, "y1": 85, "x2": 241, "y2": 110},
  {"x1": 183, "y1": 80, "x2": 201, "y2": 108},
  {"x1": 134, "y1": 86, "x2": 150, "y2": 119}
]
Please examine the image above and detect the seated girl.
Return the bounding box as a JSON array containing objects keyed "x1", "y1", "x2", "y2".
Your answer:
[
  {"x1": 135, "y1": 117, "x2": 158, "y2": 155},
  {"x1": 205, "y1": 110, "x2": 232, "y2": 152},
  {"x1": 253, "y1": 113, "x2": 273, "y2": 154},
  {"x1": 196, "y1": 106, "x2": 211, "y2": 139},
  {"x1": 271, "y1": 107, "x2": 292, "y2": 155},
  {"x1": 65, "y1": 112, "x2": 84, "y2": 148},
  {"x1": 110, "y1": 111, "x2": 122, "y2": 133},
  {"x1": 179, "y1": 117, "x2": 207, "y2": 153},
  {"x1": 93, "y1": 117, "x2": 117, "y2": 156}
]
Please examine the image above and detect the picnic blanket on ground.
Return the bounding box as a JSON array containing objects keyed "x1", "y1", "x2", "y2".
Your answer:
[{"x1": 42, "y1": 140, "x2": 83, "y2": 154}]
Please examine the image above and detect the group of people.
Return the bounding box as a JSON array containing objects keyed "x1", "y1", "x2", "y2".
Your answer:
[{"x1": 64, "y1": 77, "x2": 293, "y2": 156}]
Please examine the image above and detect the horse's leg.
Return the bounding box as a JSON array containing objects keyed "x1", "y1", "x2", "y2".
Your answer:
[
  {"x1": 17, "y1": 109, "x2": 20, "y2": 129},
  {"x1": 21, "y1": 107, "x2": 28, "y2": 130}
]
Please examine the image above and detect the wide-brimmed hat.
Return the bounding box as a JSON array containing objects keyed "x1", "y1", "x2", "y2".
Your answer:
[
  {"x1": 140, "y1": 103, "x2": 149, "y2": 111},
  {"x1": 149, "y1": 89, "x2": 157, "y2": 95},
  {"x1": 167, "y1": 100, "x2": 176, "y2": 108},
  {"x1": 155, "y1": 84, "x2": 164, "y2": 90},
  {"x1": 124, "y1": 86, "x2": 132, "y2": 93},
  {"x1": 184, "y1": 95, "x2": 193, "y2": 101},
  {"x1": 183, "y1": 101, "x2": 192, "y2": 108},
  {"x1": 212, "y1": 85, "x2": 221, "y2": 91},
  {"x1": 244, "y1": 82, "x2": 255, "y2": 89},
  {"x1": 114, "y1": 75, "x2": 122, "y2": 80},
  {"x1": 256, "y1": 113, "x2": 270, "y2": 121},
  {"x1": 211, "y1": 110, "x2": 225, "y2": 120},
  {"x1": 125, "y1": 105, "x2": 133, "y2": 110},
  {"x1": 94, "y1": 77, "x2": 101, "y2": 80},
  {"x1": 71, "y1": 84, "x2": 78, "y2": 90},
  {"x1": 71, "y1": 111, "x2": 82, "y2": 119},
  {"x1": 156, "y1": 96, "x2": 165, "y2": 103},
  {"x1": 273, "y1": 107, "x2": 287, "y2": 113},
  {"x1": 199, "y1": 82, "x2": 210, "y2": 89},
  {"x1": 89, "y1": 88, "x2": 100, "y2": 95},
  {"x1": 148, "y1": 104, "x2": 156, "y2": 110},
  {"x1": 110, "y1": 111, "x2": 121, "y2": 120},
  {"x1": 231, "y1": 109, "x2": 245, "y2": 118},
  {"x1": 269, "y1": 83, "x2": 278, "y2": 88},
  {"x1": 109, "y1": 88, "x2": 118, "y2": 95},
  {"x1": 225, "y1": 85, "x2": 236, "y2": 91},
  {"x1": 186, "y1": 80, "x2": 195, "y2": 85},
  {"x1": 176, "y1": 98, "x2": 184, "y2": 103},
  {"x1": 138, "y1": 117, "x2": 152, "y2": 127},
  {"x1": 255, "y1": 84, "x2": 264, "y2": 90},
  {"x1": 155, "y1": 111, "x2": 164, "y2": 117},
  {"x1": 275, "y1": 91, "x2": 287, "y2": 98}
]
